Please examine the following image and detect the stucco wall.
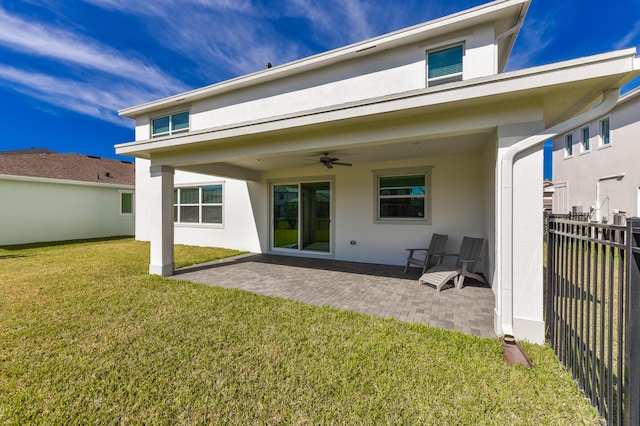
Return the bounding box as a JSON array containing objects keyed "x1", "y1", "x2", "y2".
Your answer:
[
  {"x1": 552, "y1": 93, "x2": 640, "y2": 219},
  {"x1": 136, "y1": 154, "x2": 491, "y2": 273},
  {"x1": 482, "y1": 138, "x2": 497, "y2": 288},
  {"x1": 134, "y1": 23, "x2": 497, "y2": 140},
  {"x1": 0, "y1": 178, "x2": 134, "y2": 245},
  {"x1": 135, "y1": 158, "x2": 263, "y2": 252}
]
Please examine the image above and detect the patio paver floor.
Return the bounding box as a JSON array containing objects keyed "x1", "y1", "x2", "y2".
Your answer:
[{"x1": 172, "y1": 254, "x2": 495, "y2": 338}]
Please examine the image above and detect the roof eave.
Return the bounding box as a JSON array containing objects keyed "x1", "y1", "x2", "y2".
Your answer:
[
  {"x1": 116, "y1": 49, "x2": 639, "y2": 159},
  {"x1": 118, "y1": 0, "x2": 530, "y2": 118}
]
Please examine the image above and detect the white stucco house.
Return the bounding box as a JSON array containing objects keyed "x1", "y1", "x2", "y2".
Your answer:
[
  {"x1": 116, "y1": 0, "x2": 640, "y2": 343},
  {"x1": 552, "y1": 86, "x2": 640, "y2": 223},
  {"x1": 0, "y1": 149, "x2": 135, "y2": 245}
]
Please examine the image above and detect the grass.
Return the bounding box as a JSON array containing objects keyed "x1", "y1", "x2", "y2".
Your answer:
[
  {"x1": 0, "y1": 238, "x2": 600, "y2": 424},
  {"x1": 545, "y1": 237, "x2": 625, "y2": 422}
]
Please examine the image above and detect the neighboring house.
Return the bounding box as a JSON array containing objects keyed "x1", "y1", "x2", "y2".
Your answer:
[
  {"x1": 116, "y1": 0, "x2": 640, "y2": 343},
  {"x1": 552, "y1": 87, "x2": 640, "y2": 224},
  {"x1": 0, "y1": 149, "x2": 135, "y2": 245}
]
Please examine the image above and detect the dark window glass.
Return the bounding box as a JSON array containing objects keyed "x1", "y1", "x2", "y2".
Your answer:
[
  {"x1": 180, "y1": 206, "x2": 199, "y2": 223},
  {"x1": 202, "y1": 206, "x2": 222, "y2": 223},
  {"x1": 202, "y1": 185, "x2": 222, "y2": 203},
  {"x1": 428, "y1": 45, "x2": 463, "y2": 80},
  {"x1": 121, "y1": 192, "x2": 133, "y2": 214},
  {"x1": 172, "y1": 112, "x2": 189, "y2": 132},
  {"x1": 152, "y1": 116, "x2": 170, "y2": 135}
]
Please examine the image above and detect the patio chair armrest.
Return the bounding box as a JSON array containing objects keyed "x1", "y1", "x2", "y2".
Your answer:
[
  {"x1": 405, "y1": 248, "x2": 429, "y2": 252},
  {"x1": 436, "y1": 253, "x2": 458, "y2": 258},
  {"x1": 428, "y1": 252, "x2": 449, "y2": 265}
]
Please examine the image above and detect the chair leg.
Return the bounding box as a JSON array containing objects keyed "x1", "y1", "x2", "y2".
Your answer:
[{"x1": 456, "y1": 274, "x2": 466, "y2": 290}]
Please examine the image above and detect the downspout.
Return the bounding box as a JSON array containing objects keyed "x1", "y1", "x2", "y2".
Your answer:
[{"x1": 499, "y1": 89, "x2": 620, "y2": 339}]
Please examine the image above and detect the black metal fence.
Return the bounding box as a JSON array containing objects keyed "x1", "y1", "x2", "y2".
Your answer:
[{"x1": 545, "y1": 215, "x2": 640, "y2": 425}]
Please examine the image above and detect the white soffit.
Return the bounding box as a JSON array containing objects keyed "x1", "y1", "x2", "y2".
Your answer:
[{"x1": 116, "y1": 49, "x2": 639, "y2": 157}]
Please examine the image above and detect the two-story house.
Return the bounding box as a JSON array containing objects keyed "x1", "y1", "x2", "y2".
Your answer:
[
  {"x1": 115, "y1": 0, "x2": 640, "y2": 343},
  {"x1": 552, "y1": 86, "x2": 640, "y2": 223}
]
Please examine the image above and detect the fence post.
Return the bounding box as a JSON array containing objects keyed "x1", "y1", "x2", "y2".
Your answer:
[
  {"x1": 545, "y1": 214, "x2": 555, "y2": 343},
  {"x1": 625, "y1": 217, "x2": 640, "y2": 426}
]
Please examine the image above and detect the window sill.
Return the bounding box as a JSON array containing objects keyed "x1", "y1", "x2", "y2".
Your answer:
[
  {"x1": 374, "y1": 218, "x2": 431, "y2": 225},
  {"x1": 174, "y1": 223, "x2": 224, "y2": 229}
]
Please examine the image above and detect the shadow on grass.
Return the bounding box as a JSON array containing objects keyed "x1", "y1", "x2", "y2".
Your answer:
[
  {"x1": 0, "y1": 254, "x2": 29, "y2": 259},
  {"x1": 0, "y1": 235, "x2": 134, "y2": 251}
]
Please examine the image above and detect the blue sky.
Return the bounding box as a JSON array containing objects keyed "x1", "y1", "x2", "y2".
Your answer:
[{"x1": 1, "y1": 0, "x2": 639, "y2": 178}]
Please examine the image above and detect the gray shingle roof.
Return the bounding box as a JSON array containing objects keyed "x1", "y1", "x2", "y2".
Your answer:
[{"x1": 0, "y1": 150, "x2": 134, "y2": 186}]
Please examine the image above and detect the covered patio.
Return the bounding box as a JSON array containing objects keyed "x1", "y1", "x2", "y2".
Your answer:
[{"x1": 172, "y1": 254, "x2": 495, "y2": 338}]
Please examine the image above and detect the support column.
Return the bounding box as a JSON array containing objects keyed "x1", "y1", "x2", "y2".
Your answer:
[
  {"x1": 496, "y1": 121, "x2": 546, "y2": 343},
  {"x1": 149, "y1": 164, "x2": 174, "y2": 276}
]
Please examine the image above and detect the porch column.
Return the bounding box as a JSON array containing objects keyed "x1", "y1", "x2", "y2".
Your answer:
[
  {"x1": 149, "y1": 164, "x2": 175, "y2": 276},
  {"x1": 496, "y1": 121, "x2": 545, "y2": 344}
]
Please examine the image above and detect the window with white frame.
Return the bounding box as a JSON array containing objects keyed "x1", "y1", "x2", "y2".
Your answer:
[
  {"x1": 600, "y1": 117, "x2": 611, "y2": 146},
  {"x1": 119, "y1": 190, "x2": 134, "y2": 215},
  {"x1": 580, "y1": 126, "x2": 590, "y2": 152},
  {"x1": 564, "y1": 133, "x2": 573, "y2": 157},
  {"x1": 152, "y1": 111, "x2": 189, "y2": 137},
  {"x1": 174, "y1": 185, "x2": 223, "y2": 224},
  {"x1": 374, "y1": 167, "x2": 432, "y2": 224},
  {"x1": 427, "y1": 44, "x2": 463, "y2": 87}
]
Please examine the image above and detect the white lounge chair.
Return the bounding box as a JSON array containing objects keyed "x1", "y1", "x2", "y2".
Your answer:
[
  {"x1": 404, "y1": 233, "x2": 448, "y2": 274},
  {"x1": 418, "y1": 236, "x2": 486, "y2": 291}
]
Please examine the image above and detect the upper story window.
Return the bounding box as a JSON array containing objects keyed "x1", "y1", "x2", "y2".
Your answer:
[
  {"x1": 152, "y1": 111, "x2": 189, "y2": 138},
  {"x1": 599, "y1": 117, "x2": 611, "y2": 146},
  {"x1": 564, "y1": 133, "x2": 573, "y2": 157},
  {"x1": 174, "y1": 185, "x2": 223, "y2": 225},
  {"x1": 374, "y1": 167, "x2": 432, "y2": 224},
  {"x1": 580, "y1": 126, "x2": 590, "y2": 152},
  {"x1": 427, "y1": 44, "x2": 463, "y2": 87}
]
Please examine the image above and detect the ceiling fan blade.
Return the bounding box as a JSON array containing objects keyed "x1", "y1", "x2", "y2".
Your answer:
[{"x1": 332, "y1": 161, "x2": 352, "y2": 166}]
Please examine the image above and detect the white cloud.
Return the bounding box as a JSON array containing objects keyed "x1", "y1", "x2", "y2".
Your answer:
[
  {"x1": 614, "y1": 21, "x2": 640, "y2": 50},
  {"x1": 504, "y1": 16, "x2": 554, "y2": 71},
  {"x1": 79, "y1": 0, "x2": 253, "y2": 16},
  {"x1": 0, "y1": 65, "x2": 156, "y2": 125},
  {"x1": 0, "y1": 7, "x2": 188, "y2": 94},
  {"x1": 283, "y1": 0, "x2": 374, "y2": 45}
]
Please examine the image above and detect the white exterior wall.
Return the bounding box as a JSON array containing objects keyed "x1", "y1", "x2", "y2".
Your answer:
[
  {"x1": 482, "y1": 139, "x2": 498, "y2": 287},
  {"x1": 552, "y1": 93, "x2": 640, "y2": 219},
  {"x1": 135, "y1": 158, "x2": 262, "y2": 252},
  {"x1": 134, "y1": 24, "x2": 497, "y2": 138},
  {"x1": 263, "y1": 155, "x2": 487, "y2": 266},
  {"x1": 496, "y1": 120, "x2": 546, "y2": 343},
  {"x1": 136, "y1": 154, "x2": 491, "y2": 273},
  {"x1": 512, "y1": 145, "x2": 544, "y2": 341},
  {"x1": 0, "y1": 178, "x2": 134, "y2": 245}
]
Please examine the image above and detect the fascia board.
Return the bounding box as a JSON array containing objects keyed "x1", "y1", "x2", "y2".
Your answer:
[
  {"x1": 118, "y1": 0, "x2": 529, "y2": 118},
  {"x1": 0, "y1": 174, "x2": 135, "y2": 189},
  {"x1": 116, "y1": 49, "x2": 638, "y2": 157}
]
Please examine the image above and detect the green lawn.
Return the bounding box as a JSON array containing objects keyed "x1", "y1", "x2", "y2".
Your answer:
[{"x1": 0, "y1": 238, "x2": 599, "y2": 424}]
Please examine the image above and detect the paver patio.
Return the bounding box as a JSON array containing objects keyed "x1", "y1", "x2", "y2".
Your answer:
[{"x1": 172, "y1": 254, "x2": 496, "y2": 338}]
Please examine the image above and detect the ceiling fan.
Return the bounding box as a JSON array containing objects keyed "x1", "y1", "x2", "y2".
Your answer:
[{"x1": 318, "y1": 153, "x2": 352, "y2": 169}]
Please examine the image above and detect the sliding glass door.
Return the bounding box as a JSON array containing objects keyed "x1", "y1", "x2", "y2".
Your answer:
[{"x1": 272, "y1": 181, "x2": 331, "y2": 253}]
